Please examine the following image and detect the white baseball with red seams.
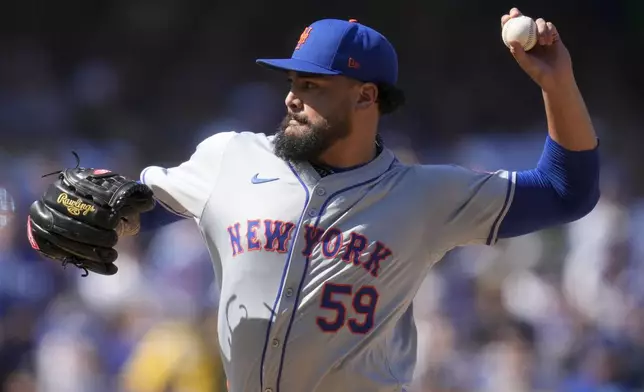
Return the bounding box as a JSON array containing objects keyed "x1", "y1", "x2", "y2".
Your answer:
[{"x1": 502, "y1": 15, "x2": 538, "y2": 51}]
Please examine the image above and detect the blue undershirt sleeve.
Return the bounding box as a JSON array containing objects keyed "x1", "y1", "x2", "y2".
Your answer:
[
  {"x1": 139, "y1": 203, "x2": 186, "y2": 232},
  {"x1": 497, "y1": 136, "x2": 600, "y2": 239},
  {"x1": 136, "y1": 180, "x2": 188, "y2": 232}
]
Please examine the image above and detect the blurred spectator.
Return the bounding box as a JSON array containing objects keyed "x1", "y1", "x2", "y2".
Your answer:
[{"x1": 120, "y1": 319, "x2": 225, "y2": 392}]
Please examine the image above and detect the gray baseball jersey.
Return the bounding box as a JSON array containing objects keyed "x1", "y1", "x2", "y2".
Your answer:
[{"x1": 140, "y1": 131, "x2": 516, "y2": 392}]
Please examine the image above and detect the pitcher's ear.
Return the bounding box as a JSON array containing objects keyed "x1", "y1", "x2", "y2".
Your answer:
[{"x1": 356, "y1": 83, "x2": 378, "y2": 110}]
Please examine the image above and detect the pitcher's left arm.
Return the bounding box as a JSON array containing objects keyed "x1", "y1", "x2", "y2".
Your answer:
[
  {"x1": 498, "y1": 135, "x2": 598, "y2": 239},
  {"x1": 498, "y1": 7, "x2": 600, "y2": 237}
]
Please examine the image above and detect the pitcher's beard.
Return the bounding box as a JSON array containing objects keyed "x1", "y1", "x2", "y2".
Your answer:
[{"x1": 273, "y1": 114, "x2": 350, "y2": 163}]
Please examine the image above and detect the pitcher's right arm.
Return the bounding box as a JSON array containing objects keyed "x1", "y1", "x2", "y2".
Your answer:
[{"x1": 139, "y1": 131, "x2": 238, "y2": 231}]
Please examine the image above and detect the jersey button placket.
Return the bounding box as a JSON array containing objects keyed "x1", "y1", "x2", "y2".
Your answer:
[{"x1": 263, "y1": 204, "x2": 311, "y2": 391}]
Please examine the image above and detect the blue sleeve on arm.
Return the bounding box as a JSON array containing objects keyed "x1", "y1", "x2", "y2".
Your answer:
[
  {"x1": 136, "y1": 180, "x2": 187, "y2": 232},
  {"x1": 139, "y1": 203, "x2": 186, "y2": 231},
  {"x1": 497, "y1": 136, "x2": 600, "y2": 239}
]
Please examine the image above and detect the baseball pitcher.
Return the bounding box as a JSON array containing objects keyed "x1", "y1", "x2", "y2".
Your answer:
[{"x1": 26, "y1": 8, "x2": 600, "y2": 392}]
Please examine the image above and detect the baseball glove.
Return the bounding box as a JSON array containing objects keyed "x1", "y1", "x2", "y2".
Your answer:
[{"x1": 27, "y1": 153, "x2": 155, "y2": 276}]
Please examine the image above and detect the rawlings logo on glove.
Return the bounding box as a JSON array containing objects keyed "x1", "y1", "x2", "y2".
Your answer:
[
  {"x1": 27, "y1": 153, "x2": 155, "y2": 276},
  {"x1": 57, "y1": 193, "x2": 97, "y2": 216}
]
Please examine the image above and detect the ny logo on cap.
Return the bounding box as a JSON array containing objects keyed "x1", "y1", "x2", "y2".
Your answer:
[{"x1": 295, "y1": 26, "x2": 312, "y2": 50}]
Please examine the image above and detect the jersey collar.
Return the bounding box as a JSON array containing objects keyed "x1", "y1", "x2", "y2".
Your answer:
[{"x1": 289, "y1": 147, "x2": 397, "y2": 190}]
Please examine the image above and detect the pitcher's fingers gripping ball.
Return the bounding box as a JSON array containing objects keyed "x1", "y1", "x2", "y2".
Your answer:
[
  {"x1": 27, "y1": 154, "x2": 155, "y2": 276},
  {"x1": 501, "y1": 8, "x2": 560, "y2": 52},
  {"x1": 502, "y1": 14, "x2": 538, "y2": 51}
]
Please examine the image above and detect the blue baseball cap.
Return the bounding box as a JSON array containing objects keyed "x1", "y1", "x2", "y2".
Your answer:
[{"x1": 256, "y1": 19, "x2": 398, "y2": 86}]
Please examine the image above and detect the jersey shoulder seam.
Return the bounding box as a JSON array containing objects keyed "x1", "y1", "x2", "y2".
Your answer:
[{"x1": 196, "y1": 131, "x2": 241, "y2": 220}]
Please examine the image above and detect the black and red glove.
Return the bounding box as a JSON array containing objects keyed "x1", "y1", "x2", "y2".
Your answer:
[{"x1": 27, "y1": 162, "x2": 155, "y2": 276}]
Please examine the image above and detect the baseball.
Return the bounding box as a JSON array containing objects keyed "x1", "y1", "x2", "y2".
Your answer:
[{"x1": 502, "y1": 15, "x2": 537, "y2": 51}]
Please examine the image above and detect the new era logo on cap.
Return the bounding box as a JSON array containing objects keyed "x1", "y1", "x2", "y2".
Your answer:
[{"x1": 256, "y1": 19, "x2": 398, "y2": 86}]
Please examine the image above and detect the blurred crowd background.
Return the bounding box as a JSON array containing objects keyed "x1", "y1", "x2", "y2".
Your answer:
[{"x1": 0, "y1": 0, "x2": 643, "y2": 391}]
